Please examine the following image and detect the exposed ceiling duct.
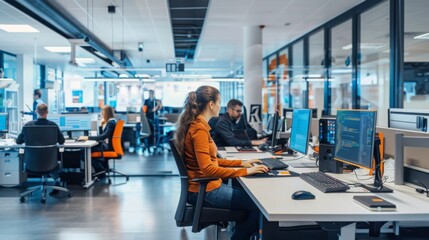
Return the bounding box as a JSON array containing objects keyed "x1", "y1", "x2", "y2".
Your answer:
[
  {"x1": 4, "y1": 0, "x2": 132, "y2": 71},
  {"x1": 168, "y1": 0, "x2": 209, "y2": 61}
]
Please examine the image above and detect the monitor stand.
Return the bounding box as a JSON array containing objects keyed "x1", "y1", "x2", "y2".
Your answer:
[{"x1": 363, "y1": 137, "x2": 393, "y2": 193}]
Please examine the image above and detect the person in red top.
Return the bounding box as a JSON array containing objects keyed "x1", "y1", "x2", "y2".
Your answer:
[{"x1": 175, "y1": 85, "x2": 268, "y2": 240}]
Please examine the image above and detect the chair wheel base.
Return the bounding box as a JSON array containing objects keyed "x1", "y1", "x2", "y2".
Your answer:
[
  {"x1": 41, "y1": 198, "x2": 46, "y2": 204},
  {"x1": 19, "y1": 197, "x2": 25, "y2": 203}
]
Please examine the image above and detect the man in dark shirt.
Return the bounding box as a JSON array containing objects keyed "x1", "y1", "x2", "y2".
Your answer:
[
  {"x1": 211, "y1": 99, "x2": 266, "y2": 147},
  {"x1": 143, "y1": 90, "x2": 162, "y2": 146},
  {"x1": 16, "y1": 103, "x2": 65, "y2": 195},
  {"x1": 20, "y1": 89, "x2": 44, "y2": 120},
  {"x1": 16, "y1": 103, "x2": 65, "y2": 145}
]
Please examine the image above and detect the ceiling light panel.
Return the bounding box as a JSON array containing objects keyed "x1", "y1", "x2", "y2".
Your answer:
[{"x1": 0, "y1": 24, "x2": 39, "y2": 32}]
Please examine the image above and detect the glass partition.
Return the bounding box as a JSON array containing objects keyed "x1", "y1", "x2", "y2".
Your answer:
[
  {"x1": 331, "y1": 20, "x2": 353, "y2": 114},
  {"x1": 360, "y1": 1, "x2": 390, "y2": 126},
  {"x1": 308, "y1": 30, "x2": 325, "y2": 116},
  {"x1": 404, "y1": 0, "x2": 429, "y2": 109},
  {"x1": 291, "y1": 40, "x2": 305, "y2": 108}
]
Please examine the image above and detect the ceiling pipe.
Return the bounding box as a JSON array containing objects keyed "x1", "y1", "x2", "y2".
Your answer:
[{"x1": 5, "y1": 0, "x2": 130, "y2": 71}]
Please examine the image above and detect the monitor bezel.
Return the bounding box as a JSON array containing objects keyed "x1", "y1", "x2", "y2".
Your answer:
[
  {"x1": 288, "y1": 109, "x2": 312, "y2": 155},
  {"x1": 333, "y1": 109, "x2": 377, "y2": 170}
]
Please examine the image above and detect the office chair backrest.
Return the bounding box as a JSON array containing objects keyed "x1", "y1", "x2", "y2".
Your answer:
[
  {"x1": 140, "y1": 112, "x2": 152, "y2": 136},
  {"x1": 169, "y1": 139, "x2": 190, "y2": 225},
  {"x1": 23, "y1": 125, "x2": 58, "y2": 173},
  {"x1": 112, "y1": 120, "x2": 124, "y2": 156}
]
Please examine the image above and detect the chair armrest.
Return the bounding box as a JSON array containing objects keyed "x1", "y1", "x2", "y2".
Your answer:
[
  {"x1": 191, "y1": 177, "x2": 219, "y2": 183},
  {"x1": 192, "y1": 177, "x2": 220, "y2": 233}
]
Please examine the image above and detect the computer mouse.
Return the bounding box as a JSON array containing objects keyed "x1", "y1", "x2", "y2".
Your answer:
[
  {"x1": 258, "y1": 143, "x2": 270, "y2": 151},
  {"x1": 291, "y1": 190, "x2": 315, "y2": 200}
]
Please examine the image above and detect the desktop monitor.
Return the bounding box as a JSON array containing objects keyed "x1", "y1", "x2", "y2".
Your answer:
[
  {"x1": 283, "y1": 108, "x2": 317, "y2": 118},
  {"x1": 0, "y1": 113, "x2": 8, "y2": 133},
  {"x1": 270, "y1": 111, "x2": 280, "y2": 148},
  {"x1": 334, "y1": 110, "x2": 392, "y2": 192},
  {"x1": 288, "y1": 109, "x2": 312, "y2": 154}
]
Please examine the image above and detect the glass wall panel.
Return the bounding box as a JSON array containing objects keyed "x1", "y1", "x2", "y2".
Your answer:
[
  {"x1": 331, "y1": 20, "x2": 353, "y2": 114},
  {"x1": 263, "y1": 55, "x2": 277, "y2": 115},
  {"x1": 291, "y1": 41, "x2": 305, "y2": 108},
  {"x1": 2, "y1": 53, "x2": 16, "y2": 79},
  {"x1": 278, "y1": 48, "x2": 290, "y2": 112},
  {"x1": 404, "y1": 0, "x2": 429, "y2": 109},
  {"x1": 360, "y1": 1, "x2": 390, "y2": 126},
  {"x1": 308, "y1": 30, "x2": 325, "y2": 117}
]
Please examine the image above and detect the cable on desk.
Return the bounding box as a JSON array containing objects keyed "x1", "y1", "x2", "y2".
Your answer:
[{"x1": 353, "y1": 169, "x2": 373, "y2": 181}]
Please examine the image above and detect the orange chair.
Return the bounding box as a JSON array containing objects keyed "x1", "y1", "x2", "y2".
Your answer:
[{"x1": 92, "y1": 120, "x2": 129, "y2": 183}]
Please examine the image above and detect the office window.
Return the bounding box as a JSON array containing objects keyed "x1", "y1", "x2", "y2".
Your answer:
[
  {"x1": 278, "y1": 47, "x2": 290, "y2": 110},
  {"x1": 308, "y1": 30, "x2": 325, "y2": 114},
  {"x1": 2, "y1": 53, "x2": 16, "y2": 80},
  {"x1": 360, "y1": 1, "x2": 390, "y2": 126},
  {"x1": 404, "y1": 0, "x2": 429, "y2": 109},
  {"x1": 291, "y1": 40, "x2": 305, "y2": 108},
  {"x1": 331, "y1": 20, "x2": 353, "y2": 115},
  {"x1": 263, "y1": 54, "x2": 278, "y2": 114}
]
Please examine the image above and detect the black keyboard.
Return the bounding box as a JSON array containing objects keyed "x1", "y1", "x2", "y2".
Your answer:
[
  {"x1": 299, "y1": 172, "x2": 350, "y2": 193},
  {"x1": 236, "y1": 146, "x2": 257, "y2": 152},
  {"x1": 259, "y1": 158, "x2": 289, "y2": 170}
]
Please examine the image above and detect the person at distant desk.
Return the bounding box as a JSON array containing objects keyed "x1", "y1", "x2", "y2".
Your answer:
[
  {"x1": 77, "y1": 105, "x2": 116, "y2": 174},
  {"x1": 211, "y1": 99, "x2": 266, "y2": 147},
  {"x1": 80, "y1": 106, "x2": 88, "y2": 112},
  {"x1": 16, "y1": 103, "x2": 65, "y2": 145},
  {"x1": 143, "y1": 90, "x2": 162, "y2": 145},
  {"x1": 21, "y1": 89, "x2": 44, "y2": 120}
]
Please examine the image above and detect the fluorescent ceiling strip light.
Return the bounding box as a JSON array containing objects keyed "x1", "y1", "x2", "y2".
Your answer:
[
  {"x1": 342, "y1": 43, "x2": 384, "y2": 50},
  {"x1": 0, "y1": 24, "x2": 39, "y2": 32},
  {"x1": 414, "y1": 33, "x2": 429, "y2": 39},
  {"x1": 171, "y1": 74, "x2": 212, "y2": 79},
  {"x1": 44, "y1": 46, "x2": 71, "y2": 53},
  {"x1": 202, "y1": 78, "x2": 244, "y2": 82},
  {"x1": 75, "y1": 58, "x2": 96, "y2": 64},
  {"x1": 84, "y1": 78, "x2": 155, "y2": 82}
]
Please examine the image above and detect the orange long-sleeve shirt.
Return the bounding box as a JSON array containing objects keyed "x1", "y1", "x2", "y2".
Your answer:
[{"x1": 184, "y1": 115, "x2": 248, "y2": 192}]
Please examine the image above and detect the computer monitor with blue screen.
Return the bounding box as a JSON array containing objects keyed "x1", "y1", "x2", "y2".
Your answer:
[
  {"x1": 0, "y1": 113, "x2": 8, "y2": 133},
  {"x1": 288, "y1": 109, "x2": 311, "y2": 154},
  {"x1": 48, "y1": 114, "x2": 92, "y2": 131},
  {"x1": 334, "y1": 110, "x2": 392, "y2": 192}
]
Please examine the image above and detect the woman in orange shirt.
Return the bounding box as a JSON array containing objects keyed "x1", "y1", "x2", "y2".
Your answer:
[{"x1": 175, "y1": 86, "x2": 268, "y2": 240}]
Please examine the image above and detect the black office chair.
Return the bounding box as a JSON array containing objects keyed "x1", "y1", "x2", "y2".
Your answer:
[
  {"x1": 19, "y1": 125, "x2": 71, "y2": 204},
  {"x1": 169, "y1": 139, "x2": 247, "y2": 236}
]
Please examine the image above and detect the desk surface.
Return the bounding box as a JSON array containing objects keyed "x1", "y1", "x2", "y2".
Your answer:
[
  {"x1": 239, "y1": 170, "x2": 429, "y2": 222},
  {"x1": 0, "y1": 140, "x2": 98, "y2": 148},
  {"x1": 222, "y1": 150, "x2": 429, "y2": 224}
]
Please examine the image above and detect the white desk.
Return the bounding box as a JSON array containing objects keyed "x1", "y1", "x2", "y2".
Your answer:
[
  {"x1": 60, "y1": 140, "x2": 98, "y2": 188},
  {"x1": 222, "y1": 151, "x2": 429, "y2": 239},
  {"x1": 0, "y1": 140, "x2": 98, "y2": 189},
  {"x1": 239, "y1": 170, "x2": 429, "y2": 239}
]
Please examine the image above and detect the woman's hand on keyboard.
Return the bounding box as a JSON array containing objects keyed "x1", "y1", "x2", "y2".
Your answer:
[
  {"x1": 242, "y1": 159, "x2": 262, "y2": 168},
  {"x1": 247, "y1": 165, "x2": 269, "y2": 175}
]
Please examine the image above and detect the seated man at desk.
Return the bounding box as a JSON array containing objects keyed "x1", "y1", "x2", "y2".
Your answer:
[
  {"x1": 16, "y1": 103, "x2": 65, "y2": 145},
  {"x1": 16, "y1": 103, "x2": 65, "y2": 195},
  {"x1": 77, "y1": 105, "x2": 116, "y2": 175},
  {"x1": 211, "y1": 99, "x2": 266, "y2": 147}
]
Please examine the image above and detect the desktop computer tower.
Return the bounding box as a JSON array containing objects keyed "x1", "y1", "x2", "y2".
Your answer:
[{"x1": 318, "y1": 117, "x2": 343, "y2": 173}]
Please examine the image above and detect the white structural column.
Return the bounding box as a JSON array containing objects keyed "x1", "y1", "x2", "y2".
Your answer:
[
  {"x1": 243, "y1": 25, "x2": 263, "y2": 131},
  {"x1": 16, "y1": 54, "x2": 35, "y2": 121}
]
